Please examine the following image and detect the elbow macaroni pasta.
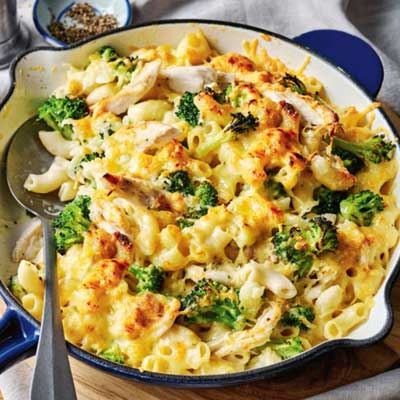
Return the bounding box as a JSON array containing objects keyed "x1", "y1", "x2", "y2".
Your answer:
[
  {"x1": 11, "y1": 30, "x2": 400, "y2": 375},
  {"x1": 24, "y1": 156, "x2": 70, "y2": 193},
  {"x1": 38, "y1": 130, "x2": 78, "y2": 159}
]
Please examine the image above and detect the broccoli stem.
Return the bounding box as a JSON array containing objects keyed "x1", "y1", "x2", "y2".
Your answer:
[
  {"x1": 333, "y1": 135, "x2": 395, "y2": 164},
  {"x1": 196, "y1": 112, "x2": 258, "y2": 157}
]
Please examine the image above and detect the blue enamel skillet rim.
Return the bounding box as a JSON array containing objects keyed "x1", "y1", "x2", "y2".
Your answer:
[{"x1": 0, "y1": 19, "x2": 398, "y2": 387}]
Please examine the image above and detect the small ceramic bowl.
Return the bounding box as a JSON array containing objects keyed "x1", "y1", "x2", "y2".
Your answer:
[{"x1": 33, "y1": 0, "x2": 133, "y2": 47}]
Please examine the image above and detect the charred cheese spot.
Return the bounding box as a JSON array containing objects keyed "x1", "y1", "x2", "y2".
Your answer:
[
  {"x1": 210, "y1": 53, "x2": 256, "y2": 73},
  {"x1": 125, "y1": 293, "x2": 165, "y2": 338},
  {"x1": 83, "y1": 259, "x2": 127, "y2": 291},
  {"x1": 84, "y1": 228, "x2": 118, "y2": 262}
]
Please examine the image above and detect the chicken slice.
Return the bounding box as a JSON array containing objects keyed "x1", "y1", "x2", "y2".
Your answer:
[
  {"x1": 280, "y1": 102, "x2": 301, "y2": 135},
  {"x1": 103, "y1": 173, "x2": 168, "y2": 210},
  {"x1": 161, "y1": 65, "x2": 233, "y2": 93},
  {"x1": 209, "y1": 302, "x2": 281, "y2": 357},
  {"x1": 132, "y1": 121, "x2": 181, "y2": 152},
  {"x1": 263, "y1": 88, "x2": 337, "y2": 126},
  {"x1": 100, "y1": 60, "x2": 161, "y2": 115},
  {"x1": 86, "y1": 83, "x2": 117, "y2": 106},
  {"x1": 310, "y1": 154, "x2": 356, "y2": 191},
  {"x1": 90, "y1": 195, "x2": 160, "y2": 255},
  {"x1": 12, "y1": 218, "x2": 42, "y2": 262}
]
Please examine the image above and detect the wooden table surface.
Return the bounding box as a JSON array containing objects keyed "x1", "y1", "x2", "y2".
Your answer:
[
  {"x1": 0, "y1": 279, "x2": 399, "y2": 400},
  {"x1": 69, "y1": 281, "x2": 400, "y2": 398},
  {"x1": 1, "y1": 108, "x2": 399, "y2": 400}
]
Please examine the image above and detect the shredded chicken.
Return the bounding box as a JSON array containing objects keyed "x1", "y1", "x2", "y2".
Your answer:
[
  {"x1": 86, "y1": 83, "x2": 116, "y2": 106},
  {"x1": 280, "y1": 101, "x2": 301, "y2": 134},
  {"x1": 209, "y1": 302, "x2": 281, "y2": 357},
  {"x1": 12, "y1": 218, "x2": 42, "y2": 262},
  {"x1": 132, "y1": 121, "x2": 181, "y2": 152},
  {"x1": 264, "y1": 88, "x2": 337, "y2": 125},
  {"x1": 90, "y1": 194, "x2": 160, "y2": 255},
  {"x1": 99, "y1": 60, "x2": 161, "y2": 115},
  {"x1": 310, "y1": 154, "x2": 356, "y2": 190},
  {"x1": 103, "y1": 173, "x2": 167, "y2": 210},
  {"x1": 161, "y1": 65, "x2": 233, "y2": 93}
]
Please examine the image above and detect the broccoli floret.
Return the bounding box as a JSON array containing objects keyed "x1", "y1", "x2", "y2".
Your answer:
[
  {"x1": 225, "y1": 112, "x2": 259, "y2": 134},
  {"x1": 312, "y1": 186, "x2": 347, "y2": 214},
  {"x1": 165, "y1": 174, "x2": 218, "y2": 229},
  {"x1": 273, "y1": 229, "x2": 313, "y2": 277},
  {"x1": 98, "y1": 45, "x2": 119, "y2": 62},
  {"x1": 128, "y1": 264, "x2": 165, "y2": 293},
  {"x1": 270, "y1": 337, "x2": 304, "y2": 359},
  {"x1": 170, "y1": 179, "x2": 218, "y2": 229},
  {"x1": 280, "y1": 73, "x2": 308, "y2": 95},
  {"x1": 196, "y1": 112, "x2": 259, "y2": 157},
  {"x1": 100, "y1": 345, "x2": 125, "y2": 364},
  {"x1": 195, "y1": 181, "x2": 218, "y2": 208},
  {"x1": 52, "y1": 195, "x2": 91, "y2": 254},
  {"x1": 273, "y1": 217, "x2": 338, "y2": 277},
  {"x1": 340, "y1": 190, "x2": 384, "y2": 226},
  {"x1": 333, "y1": 135, "x2": 395, "y2": 165},
  {"x1": 37, "y1": 96, "x2": 89, "y2": 140},
  {"x1": 175, "y1": 182, "x2": 217, "y2": 229},
  {"x1": 181, "y1": 279, "x2": 245, "y2": 330},
  {"x1": 175, "y1": 92, "x2": 200, "y2": 127},
  {"x1": 186, "y1": 206, "x2": 209, "y2": 219},
  {"x1": 204, "y1": 85, "x2": 232, "y2": 104},
  {"x1": 303, "y1": 217, "x2": 339, "y2": 255},
  {"x1": 332, "y1": 146, "x2": 364, "y2": 175},
  {"x1": 281, "y1": 306, "x2": 315, "y2": 330},
  {"x1": 164, "y1": 170, "x2": 194, "y2": 196},
  {"x1": 175, "y1": 182, "x2": 218, "y2": 228},
  {"x1": 8, "y1": 275, "x2": 27, "y2": 300}
]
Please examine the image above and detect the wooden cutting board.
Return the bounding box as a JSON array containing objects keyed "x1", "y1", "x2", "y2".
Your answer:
[{"x1": 1, "y1": 107, "x2": 399, "y2": 400}]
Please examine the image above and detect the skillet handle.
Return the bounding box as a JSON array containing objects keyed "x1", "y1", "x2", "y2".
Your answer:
[
  {"x1": 0, "y1": 303, "x2": 38, "y2": 373},
  {"x1": 293, "y1": 29, "x2": 384, "y2": 98}
]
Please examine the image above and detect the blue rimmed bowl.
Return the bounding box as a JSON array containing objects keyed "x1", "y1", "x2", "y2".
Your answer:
[
  {"x1": 33, "y1": 0, "x2": 133, "y2": 47},
  {"x1": 0, "y1": 20, "x2": 398, "y2": 387}
]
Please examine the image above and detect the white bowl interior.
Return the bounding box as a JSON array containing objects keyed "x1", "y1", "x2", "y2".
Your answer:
[
  {"x1": 0, "y1": 22, "x2": 398, "y2": 343},
  {"x1": 34, "y1": 0, "x2": 131, "y2": 46}
]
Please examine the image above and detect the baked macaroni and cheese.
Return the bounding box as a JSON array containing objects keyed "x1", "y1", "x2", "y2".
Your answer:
[{"x1": 9, "y1": 30, "x2": 399, "y2": 374}]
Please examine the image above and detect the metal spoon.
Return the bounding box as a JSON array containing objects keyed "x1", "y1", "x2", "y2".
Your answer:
[{"x1": 6, "y1": 117, "x2": 77, "y2": 400}]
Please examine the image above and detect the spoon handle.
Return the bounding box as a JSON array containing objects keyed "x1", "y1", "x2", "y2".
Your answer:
[{"x1": 30, "y1": 219, "x2": 77, "y2": 400}]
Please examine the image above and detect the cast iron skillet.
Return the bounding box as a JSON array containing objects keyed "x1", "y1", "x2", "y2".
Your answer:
[{"x1": 0, "y1": 19, "x2": 397, "y2": 388}]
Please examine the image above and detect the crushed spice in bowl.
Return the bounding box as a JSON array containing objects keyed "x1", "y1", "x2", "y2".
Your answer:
[{"x1": 48, "y1": 2, "x2": 118, "y2": 44}]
